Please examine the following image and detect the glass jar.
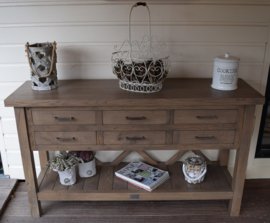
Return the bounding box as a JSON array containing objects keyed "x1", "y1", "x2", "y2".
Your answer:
[{"x1": 183, "y1": 155, "x2": 207, "y2": 184}]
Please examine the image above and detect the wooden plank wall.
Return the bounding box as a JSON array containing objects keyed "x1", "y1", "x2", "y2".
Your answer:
[{"x1": 0, "y1": 0, "x2": 269, "y2": 179}]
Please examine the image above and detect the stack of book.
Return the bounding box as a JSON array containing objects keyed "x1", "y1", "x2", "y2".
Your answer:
[{"x1": 115, "y1": 160, "x2": 170, "y2": 192}]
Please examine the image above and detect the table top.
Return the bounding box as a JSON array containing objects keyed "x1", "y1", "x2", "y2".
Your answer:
[{"x1": 4, "y1": 78, "x2": 265, "y2": 107}]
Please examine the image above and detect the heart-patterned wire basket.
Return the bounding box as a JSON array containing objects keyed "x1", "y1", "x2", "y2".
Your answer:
[{"x1": 111, "y1": 2, "x2": 170, "y2": 93}]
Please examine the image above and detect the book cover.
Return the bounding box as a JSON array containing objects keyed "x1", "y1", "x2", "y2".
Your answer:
[{"x1": 115, "y1": 160, "x2": 169, "y2": 190}]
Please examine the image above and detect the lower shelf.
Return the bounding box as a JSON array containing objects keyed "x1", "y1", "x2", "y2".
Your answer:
[{"x1": 37, "y1": 162, "x2": 233, "y2": 201}]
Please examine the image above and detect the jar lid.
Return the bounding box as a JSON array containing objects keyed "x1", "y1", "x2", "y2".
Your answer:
[
  {"x1": 214, "y1": 53, "x2": 240, "y2": 63},
  {"x1": 185, "y1": 155, "x2": 204, "y2": 166}
]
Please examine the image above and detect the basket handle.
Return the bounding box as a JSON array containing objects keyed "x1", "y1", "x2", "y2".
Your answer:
[
  {"x1": 25, "y1": 42, "x2": 57, "y2": 78},
  {"x1": 128, "y1": 2, "x2": 151, "y2": 55},
  {"x1": 182, "y1": 164, "x2": 207, "y2": 182}
]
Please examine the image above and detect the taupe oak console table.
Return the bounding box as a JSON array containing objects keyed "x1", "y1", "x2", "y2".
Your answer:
[{"x1": 4, "y1": 78, "x2": 264, "y2": 217}]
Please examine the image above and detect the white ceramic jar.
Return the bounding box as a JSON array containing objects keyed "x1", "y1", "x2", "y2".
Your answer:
[
  {"x1": 53, "y1": 165, "x2": 76, "y2": 186},
  {"x1": 78, "y1": 158, "x2": 96, "y2": 178},
  {"x1": 211, "y1": 53, "x2": 240, "y2": 91}
]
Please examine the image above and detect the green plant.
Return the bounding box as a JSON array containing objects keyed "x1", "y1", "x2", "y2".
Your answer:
[{"x1": 46, "y1": 151, "x2": 80, "y2": 171}]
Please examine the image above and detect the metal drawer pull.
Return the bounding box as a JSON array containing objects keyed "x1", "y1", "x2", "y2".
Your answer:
[
  {"x1": 126, "y1": 136, "x2": 145, "y2": 140},
  {"x1": 56, "y1": 137, "x2": 75, "y2": 141},
  {"x1": 196, "y1": 115, "x2": 216, "y2": 119},
  {"x1": 54, "y1": 117, "x2": 74, "y2": 121},
  {"x1": 126, "y1": 116, "x2": 145, "y2": 120},
  {"x1": 195, "y1": 136, "x2": 214, "y2": 140}
]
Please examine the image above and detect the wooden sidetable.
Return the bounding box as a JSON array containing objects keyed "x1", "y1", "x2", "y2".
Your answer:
[{"x1": 5, "y1": 78, "x2": 265, "y2": 217}]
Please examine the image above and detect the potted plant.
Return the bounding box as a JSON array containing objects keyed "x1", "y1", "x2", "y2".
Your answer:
[
  {"x1": 68, "y1": 151, "x2": 96, "y2": 178},
  {"x1": 46, "y1": 151, "x2": 79, "y2": 186}
]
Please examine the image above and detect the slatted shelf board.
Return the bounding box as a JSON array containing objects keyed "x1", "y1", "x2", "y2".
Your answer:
[{"x1": 37, "y1": 162, "x2": 233, "y2": 201}]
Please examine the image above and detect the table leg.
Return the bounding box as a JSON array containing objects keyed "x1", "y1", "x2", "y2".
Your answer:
[
  {"x1": 219, "y1": 150, "x2": 230, "y2": 166},
  {"x1": 39, "y1": 151, "x2": 48, "y2": 168},
  {"x1": 15, "y1": 107, "x2": 41, "y2": 218},
  {"x1": 228, "y1": 105, "x2": 255, "y2": 216}
]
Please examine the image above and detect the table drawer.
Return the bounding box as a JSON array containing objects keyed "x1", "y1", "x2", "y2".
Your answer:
[
  {"x1": 103, "y1": 110, "x2": 167, "y2": 124},
  {"x1": 173, "y1": 131, "x2": 235, "y2": 144},
  {"x1": 104, "y1": 131, "x2": 166, "y2": 145},
  {"x1": 35, "y1": 132, "x2": 96, "y2": 145},
  {"x1": 174, "y1": 110, "x2": 238, "y2": 124},
  {"x1": 32, "y1": 110, "x2": 96, "y2": 125}
]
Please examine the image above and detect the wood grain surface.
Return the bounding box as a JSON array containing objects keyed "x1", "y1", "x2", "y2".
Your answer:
[
  {"x1": 228, "y1": 105, "x2": 256, "y2": 216},
  {"x1": 2, "y1": 180, "x2": 270, "y2": 222},
  {"x1": 6, "y1": 78, "x2": 265, "y2": 218},
  {"x1": 4, "y1": 79, "x2": 265, "y2": 107},
  {"x1": 165, "y1": 150, "x2": 188, "y2": 165},
  {"x1": 173, "y1": 131, "x2": 235, "y2": 144},
  {"x1": 36, "y1": 162, "x2": 233, "y2": 201},
  {"x1": 104, "y1": 131, "x2": 166, "y2": 145},
  {"x1": 35, "y1": 144, "x2": 235, "y2": 151},
  {"x1": 14, "y1": 108, "x2": 41, "y2": 217},
  {"x1": 32, "y1": 123, "x2": 237, "y2": 132},
  {"x1": 103, "y1": 110, "x2": 167, "y2": 124},
  {"x1": 34, "y1": 132, "x2": 96, "y2": 145},
  {"x1": 32, "y1": 110, "x2": 96, "y2": 125},
  {"x1": 174, "y1": 109, "x2": 238, "y2": 124}
]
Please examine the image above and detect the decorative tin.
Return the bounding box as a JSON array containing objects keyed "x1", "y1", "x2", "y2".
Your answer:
[
  {"x1": 25, "y1": 42, "x2": 58, "y2": 91},
  {"x1": 211, "y1": 53, "x2": 240, "y2": 91},
  {"x1": 111, "y1": 2, "x2": 170, "y2": 93},
  {"x1": 182, "y1": 155, "x2": 207, "y2": 184}
]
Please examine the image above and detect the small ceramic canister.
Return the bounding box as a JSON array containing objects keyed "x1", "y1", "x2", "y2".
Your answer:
[
  {"x1": 78, "y1": 158, "x2": 97, "y2": 178},
  {"x1": 211, "y1": 53, "x2": 240, "y2": 91},
  {"x1": 53, "y1": 165, "x2": 76, "y2": 186},
  {"x1": 182, "y1": 155, "x2": 207, "y2": 184}
]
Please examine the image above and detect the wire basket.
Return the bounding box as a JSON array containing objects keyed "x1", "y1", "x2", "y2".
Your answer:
[{"x1": 111, "y1": 2, "x2": 170, "y2": 93}]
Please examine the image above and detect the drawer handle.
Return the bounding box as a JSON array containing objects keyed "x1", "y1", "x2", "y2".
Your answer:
[
  {"x1": 54, "y1": 117, "x2": 74, "y2": 121},
  {"x1": 195, "y1": 136, "x2": 215, "y2": 140},
  {"x1": 56, "y1": 137, "x2": 75, "y2": 142},
  {"x1": 196, "y1": 115, "x2": 216, "y2": 119},
  {"x1": 126, "y1": 116, "x2": 145, "y2": 120},
  {"x1": 126, "y1": 136, "x2": 145, "y2": 140}
]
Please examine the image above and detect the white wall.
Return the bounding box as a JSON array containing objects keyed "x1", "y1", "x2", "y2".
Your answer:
[{"x1": 0, "y1": 0, "x2": 269, "y2": 179}]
